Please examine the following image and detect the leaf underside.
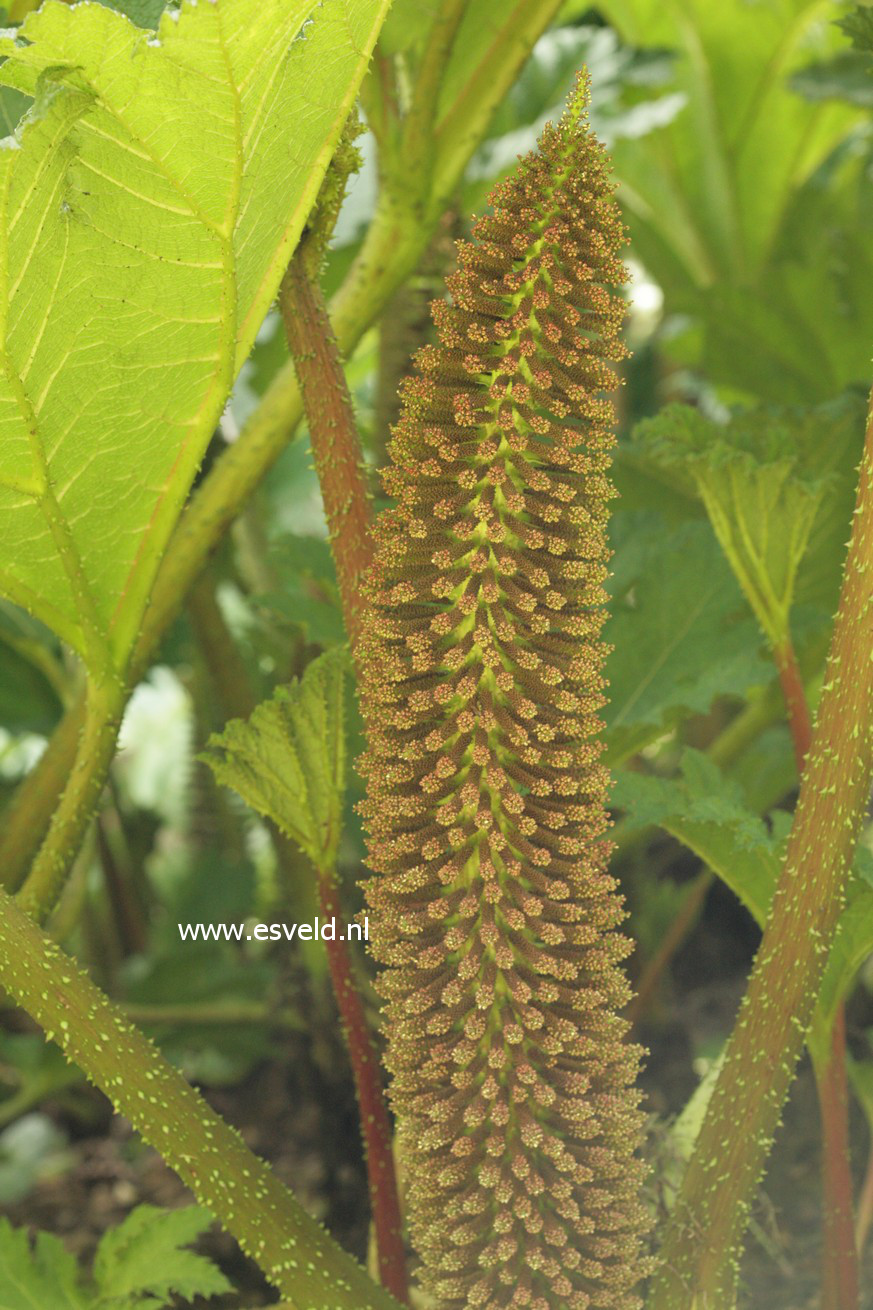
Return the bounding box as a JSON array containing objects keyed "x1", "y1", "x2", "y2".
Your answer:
[{"x1": 0, "y1": 0, "x2": 387, "y2": 672}]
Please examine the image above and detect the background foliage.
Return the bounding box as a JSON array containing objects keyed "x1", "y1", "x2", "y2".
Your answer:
[{"x1": 0, "y1": 0, "x2": 872, "y2": 1306}]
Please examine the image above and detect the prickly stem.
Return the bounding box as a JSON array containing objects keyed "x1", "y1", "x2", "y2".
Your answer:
[
  {"x1": 0, "y1": 885, "x2": 401, "y2": 1310},
  {"x1": 650, "y1": 395, "x2": 873, "y2": 1307}
]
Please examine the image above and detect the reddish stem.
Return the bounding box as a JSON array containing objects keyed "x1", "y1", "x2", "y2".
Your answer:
[
  {"x1": 774, "y1": 638, "x2": 813, "y2": 771},
  {"x1": 281, "y1": 254, "x2": 407, "y2": 1298},
  {"x1": 319, "y1": 875, "x2": 408, "y2": 1302},
  {"x1": 280, "y1": 252, "x2": 374, "y2": 649},
  {"x1": 775, "y1": 635, "x2": 858, "y2": 1310}
]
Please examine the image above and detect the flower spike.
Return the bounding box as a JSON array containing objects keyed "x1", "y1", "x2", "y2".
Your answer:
[{"x1": 359, "y1": 75, "x2": 650, "y2": 1310}]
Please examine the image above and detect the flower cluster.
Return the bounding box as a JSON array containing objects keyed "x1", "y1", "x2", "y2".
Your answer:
[{"x1": 359, "y1": 78, "x2": 649, "y2": 1310}]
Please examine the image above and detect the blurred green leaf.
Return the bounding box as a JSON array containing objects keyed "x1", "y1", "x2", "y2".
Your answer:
[
  {"x1": 0, "y1": 1035, "x2": 82, "y2": 1130},
  {"x1": 600, "y1": 0, "x2": 869, "y2": 402},
  {"x1": 697, "y1": 156, "x2": 873, "y2": 403},
  {"x1": 604, "y1": 516, "x2": 770, "y2": 762},
  {"x1": 613, "y1": 750, "x2": 782, "y2": 923},
  {"x1": 377, "y1": 0, "x2": 439, "y2": 56},
  {"x1": 0, "y1": 648, "x2": 62, "y2": 737},
  {"x1": 464, "y1": 24, "x2": 683, "y2": 202},
  {"x1": 617, "y1": 756, "x2": 873, "y2": 1023},
  {"x1": 839, "y1": 4, "x2": 873, "y2": 54},
  {"x1": 255, "y1": 534, "x2": 346, "y2": 650},
  {"x1": 94, "y1": 1204, "x2": 231, "y2": 1307},
  {"x1": 791, "y1": 50, "x2": 873, "y2": 106},
  {"x1": 121, "y1": 945, "x2": 276, "y2": 1084},
  {"x1": 848, "y1": 1050, "x2": 873, "y2": 1128},
  {"x1": 203, "y1": 649, "x2": 348, "y2": 870},
  {"x1": 91, "y1": 0, "x2": 167, "y2": 28},
  {"x1": 0, "y1": 1218, "x2": 87, "y2": 1310}
]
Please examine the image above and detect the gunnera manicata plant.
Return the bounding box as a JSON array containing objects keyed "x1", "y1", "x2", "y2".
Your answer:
[{"x1": 358, "y1": 75, "x2": 650, "y2": 1310}]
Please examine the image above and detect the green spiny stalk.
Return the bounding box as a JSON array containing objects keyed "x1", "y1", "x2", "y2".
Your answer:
[
  {"x1": 0, "y1": 883, "x2": 400, "y2": 1310},
  {"x1": 650, "y1": 395, "x2": 873, "y2": 1307},
  {"x1": 16, "y1": 676, "x2": 125, "y2": 921},
  {"x1": 774, "y1": 635, "x2": 858, "y2": 1309},
  {"x1": 359, "y1": 79, "x2": 650, "y2": 1310}
]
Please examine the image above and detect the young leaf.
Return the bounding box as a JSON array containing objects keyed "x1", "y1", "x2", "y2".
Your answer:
[
  {"x1": 631, "y1": 403, "x2": 838, "y2": 647},
  {"x1": 93, "y1": 1204, "x2": 231, "y2": 1307},
  {"x1": 202, "y1": 648, "x2": 348, "y2": 870},
  {"x1": 0, "y1": 0, "x2": 390, "y2": 675},
  {"x1": 0, "y1": 1219, "x2": 88, "y2": 1310}
]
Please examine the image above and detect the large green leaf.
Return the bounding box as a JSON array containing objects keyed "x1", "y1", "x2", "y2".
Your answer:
[
  {"x1": 0, "y1": 0, "x2": 390, "y2": 675},
  {"x1": 203, "y1": 648, "x2": 348, "y2": 871},
  {"x1": 695, "y1": 151, "x2": 873, "y2": 403}
]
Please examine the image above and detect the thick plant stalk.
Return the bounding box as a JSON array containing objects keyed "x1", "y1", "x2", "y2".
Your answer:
[
  {"x1": 280, "y1": 252, "x2": 408, "y2": 1298},
  {"x1": 359, "y1": 82, "x2": 649, "y2": 1309},
  {"x1": 15, "y1": 678, "x2": 125, "y2": 920},
  {"x1": 774, "y1": 634, "x2": 859, "y2": 1310},
  {"x1": 0, "y1": 0, "x2": 562, "y2": 900},
  {"x1": 280, "y1": 252, "x2": 374, "y2": 649},
  {"x1": 650, "y1": 402, "x2": 873, "y2": 1308},
  {"x1": 0, "y1": 886, "x2": 400, "y2": 1310}
]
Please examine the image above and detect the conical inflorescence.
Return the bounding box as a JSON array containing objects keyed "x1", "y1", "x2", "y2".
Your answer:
[{"x1": 359, "y1": 77, "x2": 649, "y2": 1310}]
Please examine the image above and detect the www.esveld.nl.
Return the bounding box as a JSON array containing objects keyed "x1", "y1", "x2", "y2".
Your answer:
[{"x1": 178, "y1": 918, "x2": 369, "y2": 943}]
